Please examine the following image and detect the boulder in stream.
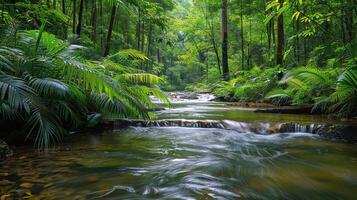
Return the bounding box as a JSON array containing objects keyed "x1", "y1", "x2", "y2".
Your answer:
[
  {"x1": 312, "y1": 125, "x2": 357, "y2": 143},
  {"x1": 0, "y1": 139, "x2": 12, "y2": 159},
  {"x1": 181, "y1": 92, "x2": 199, "y2": 100}
]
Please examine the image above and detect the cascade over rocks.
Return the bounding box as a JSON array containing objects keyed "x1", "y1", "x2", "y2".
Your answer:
[{"x1": 104, "y1": 119, "x2": 357, "y2": 143}]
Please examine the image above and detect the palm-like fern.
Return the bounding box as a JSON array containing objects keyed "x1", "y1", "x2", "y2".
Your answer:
[
  {"x1": 0, "y1": 29, "x2": 169, "y2": 148},
  {"x1": 266, "y1": 67, "x2": 339, "y2": 103},
  {"x1": 315, "y1": 67, "x2": 357, "y2": 117},
  {"x1": 266, "y1": 66, "x2": 356, "y2": 117}
]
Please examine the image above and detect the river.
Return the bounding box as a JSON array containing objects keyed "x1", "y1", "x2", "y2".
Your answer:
[{"x1": 1, "y1": 94, "x2": 357, "y2": 199}]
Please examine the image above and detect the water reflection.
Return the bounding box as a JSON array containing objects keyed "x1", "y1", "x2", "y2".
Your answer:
[{"x1": 1, "y1": 127, "x2": 357, "y2": 199}]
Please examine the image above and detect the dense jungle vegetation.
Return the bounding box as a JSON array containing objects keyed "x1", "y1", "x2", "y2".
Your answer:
[{"x1": 0, "y1": 0, "x2": 356, "y2": 147}]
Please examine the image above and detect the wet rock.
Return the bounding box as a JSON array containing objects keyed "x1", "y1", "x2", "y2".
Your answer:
[
  {"x1": 267, "y1": 124, "x2": 281, "y2": 134},
  {"x1": 1, "y1": 194, "x2": 11, "y2": 200},
  {"x1": 30, "y1": 184, "x2": 44, "y2": 195},
  {"x1": 19, "y1": 183, "x2": 34, "y2": 189},
  {"x1": 312, "y1": 125, "x2": 357, "y2": 143},
  {"x1": 279, "y1": 123, "x2": 296, "y2": 133},
  {"x1": 109, "y1": 119, "x2": 357, "y2": 142},
  {"x1": 0, "y1": 180, "x2": 15, "y2": 186},
  {"x1": 0, "y1": 139, "x2": 12, "y2": 159},
  {"x1": 146, "y1": 107, "x2": 166, "y2": 112},
  {"x1": 181, "y1": 92, "x2": 199, "y2": 100},
  {"x1": 278, "y1": 123, "x2": 357, "y2": 143}
]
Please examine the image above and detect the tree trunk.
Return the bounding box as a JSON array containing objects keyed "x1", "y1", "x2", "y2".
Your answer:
[
  {"x1": 340, "y1": 0, "x2": 346, "y2": 43},
  {"x1": 72, "y1": 0, "x2": 76, "y2": 34},
  {"x1": 91, "y1": 0, "x2": 97, "y2": 43},
  {"x1": 295, "y1": 14, "x2": 300, "y2": 65},
  {"x1": 208, "y1": 19, "x2": 221, "y2": 74},
  {"x1": 265, "y1": 0, "x2": 272, "y2": 62},
  {"x1": 103, "y1": 4, "x2": 117, "y2": 57},
  {"x1": 221, "y1": 0, "x2": 229, "y2": 80},
  {"x1": 76, "y1": 0, "x2": 84, "y2": 37},
  {"x1": 99, "y1": 0, "x2": 103, "y2": 49},
  {"x1": 62, "y1": 0, "x2": 65, "y2": 14},
  {"x1": 146, "y1": 24, "x2": 153, "y2": 72},
  {"x1": 141, "y1": 20, "x2": 145, "y2": 53},
  {"x1": 137, "y1": 8, "x2": 141, "y2": 50},
  {"x1": 157, "y1": 48, "x2": 161, "y2": 63},
  {"x1": 344, "y1": 0, "x2": 354, "y2": 42},
  {"x1": 240, "y1": 0, "x2": 245, "y2": 70},
  {"x1": 276, "y1": 0, "x2": 284, "y2": 66},
  {"x1": 247, "y1": 1, "x2": 252, "y2": 69}
]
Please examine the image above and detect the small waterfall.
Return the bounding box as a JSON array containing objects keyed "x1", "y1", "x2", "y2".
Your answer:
[
  {"x1": 109, "y1": 119, "x2": 319, "y2": 134},
  {"x1": 112, "y1": 119, "x2": 226, "y2": 129},
  {"x1": 294, "y1": 124, "x2": 308, "y2": 132}
]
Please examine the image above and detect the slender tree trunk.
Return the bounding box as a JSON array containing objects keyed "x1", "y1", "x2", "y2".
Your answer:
[
  {"x1": 103, "y1": 4, "x2": 117, "y2": 57},
  {"x1": 99, "y1": 0, "x2": 103, "y2": 49},
  {"x1": 265, "y1": 0, "x2": 273, "y2": 63},
  {"x1": 240, "y1": 0, "x2": 245, "y2": 70},
  {"x1": 212, "y1": 38, "x2": 222, "y2": 74},
  {"x1": 247, "y1": 2, "x2": 252, "y2": 69},
  {"x1": 62, "y1": 0, "x2": 65, "y2": 14},
  {"x1": 146, "y1": 24, "x2": 153, "y2": 72},
  {"x1": 141, "y1": 21, "x2": 145, "y2": 52},
  {"x1": 91, "y1": 0, "x2": 97, "y2": 43},
  {"x1": 267, "y1": 23, "x2": 272, "y2": 51},
  {"x1": 157, "y1": 48, "x2": 161, "y2": 63},
  {"x1": 344, "y1": 0, "x2": 354, "y2": 42},
  {"x1": 276, "y1": 0, "x2": 284, "y2": 65},
  {"x1": 303, "y1": 24, "x2": 308, "y2": 65},
  {"x1": 340, "y1": 0, "x2": 347, "y2": 43},
  {"x1": 272, "y1": 18, "x2": 275, "y2": 45},
  {"x1": 206, "y1": 57, "x2": 209, "y2": 81},
  {"x1": 72, "y1": 0, "x2": 76, "y2": 34},
  {"x1": 76, "y1": 0, "x2": 84, "y2": 37},
  {"x1": 221, "y1": 0, "x2": 229, "y2": 80},
  {"x1": 137, "y1": 8, "x2": 141, "y2": 50},
  {"x1": 140, "y1": 20, "x2": 145, "y2": 70},
  {"x1": 208, "y1": 19, "x2": 221, "y2": 74}
]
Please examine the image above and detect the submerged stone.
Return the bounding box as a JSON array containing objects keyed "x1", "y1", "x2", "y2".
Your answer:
[
  {"x1": 19, "y1": 183, "x2": 34, "y2": 189},
  {"x1": 0, "y1": 139, "x2": 12, "y2": 159}
]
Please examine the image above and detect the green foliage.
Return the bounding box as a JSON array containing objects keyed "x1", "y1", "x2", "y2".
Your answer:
[
  {"x1": 315, "y1": 67, "x2": 357, "y2": 117},
  {"x1": 213, "y1": 66, "x2": 282, "y2": 102},
  {"x1": 0, "y1": 29, "x2": 168, "y2": 148}
]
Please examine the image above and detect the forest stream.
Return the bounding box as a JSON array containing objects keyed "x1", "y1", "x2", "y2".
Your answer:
[{"x1": 1, "y1": 93, "x2": 357, "y2": 199}]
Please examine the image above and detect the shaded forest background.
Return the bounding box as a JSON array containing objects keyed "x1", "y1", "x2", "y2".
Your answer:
[{"x1": 0, "y1": 0, "x2": 356, "y2": 147}]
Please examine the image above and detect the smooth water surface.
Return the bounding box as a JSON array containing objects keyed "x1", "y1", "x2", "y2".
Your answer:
[{"x1": 1, "y1": 96, "x2": 357, "y2": 199}]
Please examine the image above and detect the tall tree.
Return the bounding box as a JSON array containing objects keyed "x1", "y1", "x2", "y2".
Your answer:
[
  {"x1": 91, "y1": 0, "x2": 97, "y2": 43},
  {"x1": 276, "y1": 0, "x2": 284, "y2": 65},
  {"x1": 72, "y1": 0, "x2": 76, "y2": 34},
  {"x1": 240, "y1": 0, "x2": 245, "y2": 70},
  {"x1": 76, "y1": 0, "x2": 84, "y2": 37},
  {"x1": 62, "y1": 0, "x2": 66, "y2": 14},
  {"x1": 99, "y1": 0, "x2": 103, "y2": 48},
  {"x1": 103, "y1": 4, "x2": 117, "y2": 57},
  {"x1": 221, "y1": 0, "x2": 229, "y2": 80}
]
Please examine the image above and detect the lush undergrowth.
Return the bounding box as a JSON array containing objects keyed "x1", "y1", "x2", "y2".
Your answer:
[{"x1": 211, "y1": 65, "x2": 356, "y2": 117}]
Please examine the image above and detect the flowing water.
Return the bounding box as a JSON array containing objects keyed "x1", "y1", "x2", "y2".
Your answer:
[{"x1": 1, "y1": 94, "x2": 357, "y2": 199}]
